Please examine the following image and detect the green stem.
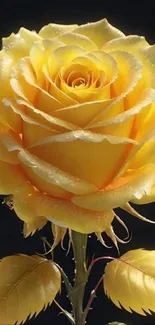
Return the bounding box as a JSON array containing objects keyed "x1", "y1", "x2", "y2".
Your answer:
[{"x1": 71, "y1": 230, "x2": 88, "y2": 325}]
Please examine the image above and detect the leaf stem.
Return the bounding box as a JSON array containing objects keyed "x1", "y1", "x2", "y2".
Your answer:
[
  {"x1": 82, "y1": 274, "x2": 104, "y2": 322},
  {"x1": 54, "y1": 299, "x2": 75, "y2": 325},
  {"x1": 88, "y1": 256, "x2": 115, "y2": 273}
]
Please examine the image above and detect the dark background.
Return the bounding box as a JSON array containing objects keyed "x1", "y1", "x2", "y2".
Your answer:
[{"x1": 1, "y1": 1, "x2": 155, "y2": 324}]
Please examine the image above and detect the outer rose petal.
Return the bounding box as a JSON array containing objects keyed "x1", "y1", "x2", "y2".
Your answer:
[
  {"x1": 28, "y1": 130, "x2": 136, "y2": 188},
  {"x1": 102, "y1": 35, "x2": 149, "y2": 54},
  {"x1": 132, "y1": 185, "x2": 155, "y2": 205},
  {"x1": 13, "y1": 189, "x2": 114, "y2": 233},
  {"x1": 39, "y1": 23, "x2": 78, "y2": 39},
  {"x1": 14, "y1": 57, "x2": 64, "y2": 113},
  {"x1": 71, "y1": 164, "x2": 155, "y2": 211},
  {"x1": 18, "y1": 148, "x2": 98, "y2": 195},
  {"x1": 0, "y1": 161, "x2": 33, "y2": 196},
  {"x1": 2, "y1": 28, "x2": 40, "y2": 51},
  {"x1": 0, "y1": 53, "x2": 22, "y2": 132},
  {"x1": 0, "y1": 153, "x2": 113, "y2": 233},
  {"x1": 0, "y1": 125, "x2": 22, "y2": 164},
  {"x1": 53, "y1": 32, "x2": 97, "y2": 51},
  {"x1": 74, "y1": 19, "x2": 125, "y2": 48}
]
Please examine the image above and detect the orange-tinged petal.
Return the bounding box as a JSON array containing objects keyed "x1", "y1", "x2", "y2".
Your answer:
[
  {"x1": 28, "y1": 130, "x2": 136, "y2": 188},
  {"x1": 39, "y1": 23, "x2": 78, "y2": 39},
  {"x1": 74, "y1": 19, "x2": 125, "y2": 48},
  {"x1": 18, "y1": 148, "x2": 98, "y2": 195},
  {"x1": 13, "y1": 188, "x2": 114, "y2": 233},
  {"x1": 72, "y1": 164, "x2": 155, "y2": 211}
]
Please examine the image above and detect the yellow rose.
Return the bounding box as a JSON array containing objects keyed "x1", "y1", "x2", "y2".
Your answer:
[{"x1": 1, "y1": 18, "x2": 155, "y2": 234}]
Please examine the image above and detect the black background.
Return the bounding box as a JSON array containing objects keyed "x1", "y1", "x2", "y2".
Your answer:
[{"x1": 1, "y1": 1, "x2": 155, "y2": 324}]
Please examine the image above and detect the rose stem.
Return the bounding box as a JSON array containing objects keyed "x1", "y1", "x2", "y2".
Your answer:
[{"x1": 71, "y1": 230, "x2": 88, "y2": 325}]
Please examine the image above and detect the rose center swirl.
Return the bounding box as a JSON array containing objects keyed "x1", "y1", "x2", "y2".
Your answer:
[{"x1": 54, "y1": 63, "x2": 106, "y2": 90}]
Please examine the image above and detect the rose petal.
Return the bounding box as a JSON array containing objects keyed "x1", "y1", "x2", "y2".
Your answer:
[
  {"x1": 3, "y1": 99, "x2": 54, "y2": 131},
  {"x1": 139, "y1": 45, "x2": 155, "y2": 87},
  {"x1": 39, "y1": 23, "x2": 78, "y2": 39},
  {"x1": 0, "y1": 161, "x2": 32, "y2": 196},
  {"x1": 28, "y1": 130, "x2": 137, "y2": 188},
  {"x1": 102, "y1": 35, "x2": 149, "y2": 53},
  {"x1": 126, "y1": 139, "x2": 155, "y2": 172},
  {"x1": 13, "y1": 188, "x2": 114, "y2": 233},
  {"x1": 30, "y1": 39, "x2": 64, "y2": 84},
  {"x1": 72, "y1": 164, "x2": 155, "y2": 211},
  {"x1": 54, "y1": 32, "x2": 97, "y2": 51},
  {"x1": 52, "y1": 99, "x2": 114, "y2": 127},
  {"x1": 88, "y1": 89, "x2": 155, "y2": 139},
  {"x1": 86, "y1": 51, "x2": 142, "y2": 128},
  {"x1": 19, "y1": 27, "x2": 41, "y2": 44},
  {"x1": 18, "y1": 148, "x2": 98, "y2": 195},
  {"x1": 87, "y1": 51, "x2": 118, "y2": 84},
  {"x1": 0, "y1": 54, "x2": 22, "y2": 132},
  {"x1": 74, "y1": 19, "x2": 125, "y2": 48},
  {"x1": 2, "y1": 159, "x2": 111, "y2": 233},
  {"x1": 113, "y1": 112, "x2": 155, "y2": 180},
  {"x1": 29, "y1": 130, "x2": 137, "y2": 147},
  {"x1": 3, "y1": 28, "x2": 40, "y2": 51},
  {"x1": 0, "y1": 125, "x2": 22, "y2": 164},
  {"x1": 15, "y1": 98, "x2": 79, "y2": 132},
  {"x1": 19, "y1": 57, "x2": 64, "y2": 112},
  {"x1": 43, "y1": 65, "x2": 78, "y2": 106}
]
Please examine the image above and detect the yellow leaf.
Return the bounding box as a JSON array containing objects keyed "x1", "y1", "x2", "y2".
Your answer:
[
  {"x1": 0, "y1": 255, "x2": 61, "y2": 324},
  {"x1": 23, "y1": 216, "x2": 47, "y2": 237},
  {"x1": 104, "y1": 249, "x2": 155, "y2": 315}
]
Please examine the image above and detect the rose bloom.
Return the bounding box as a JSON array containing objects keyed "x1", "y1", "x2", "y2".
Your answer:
[{"x1": 1, "y1": 18, "x2": 155, "y2": 234}]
